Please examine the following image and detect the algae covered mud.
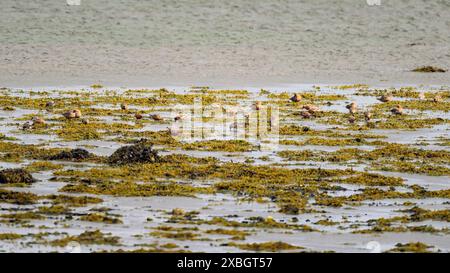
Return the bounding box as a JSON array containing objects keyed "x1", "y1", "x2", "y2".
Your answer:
[{"x1": 0, "y1": 84, "x2": 449, "y2": 253}]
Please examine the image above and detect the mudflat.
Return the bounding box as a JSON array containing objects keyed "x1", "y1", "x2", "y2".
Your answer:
[{"x1": 1, "y1": 0, "x2": 449, "y2": 87}]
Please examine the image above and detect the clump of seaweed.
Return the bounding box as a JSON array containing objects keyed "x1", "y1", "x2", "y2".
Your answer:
[
  {"x1": 108, "y1": 140, "x2": 161, "y2": 165},
  {"x1": 149, "y1": 230, "x2": 200, "y2": 241},
  {"x1": 79, "y1": 213, "x2": 123, "y2": 224},
  {"x1": 317, "y1": 187, "x2": 450, "y2": 208},
  {"x1": 0, "y1": 189, "x2": 38, "y2": 205},
  {"x1": 171, "y1": 208, "x2": 186, "y2": 216},
  {"x1": 26, "y1": 161, "x2": 63, "y2": 172},
  {"x1": 160, "y1": 243, "x2": 179, "y2": 249},
  {"x1": 388, "y1": 242, "x2": 433, "y2": 253},
  {"x1": 371, "y1": 100, "x2": 450, "y2": 113},
  {"x1": 402, "y1": 206, "x2": 450, "y2": 222},
  {"x1": 167, "y1": 209, "x2": 200, "y2": 222},
  {"x1": 278, "y1": 143, "x2": 450, "y2": 176},
  {"x1": 0, "y1": 212, "x2": 43, "y2": 221},
  {"x1": 45, "y1": 194, "x2": 103, "y2": 207},
  {"x1": 0, "y1": 168, "x2": 36, "y2": 184},
  {"x1": 341, "y1": 173, "x2": 404, "y2": 186},
  {"x1": 60, "y1": 180, "x2": 213, "y2": 197},
  {"x1": 226, "y1": 241, "x2": 303, "y2": 252},
  {"x1": 181, "y1": 140, "x2": 256, "y2": 152},
  {"x1": 314, "y1": 219, "x2": 339, "y2": 226},
  {"x1": 55, "y1": 123, "x2": 102, "y2": 141},
  {"x1": 38, "y1": 205, "x2": 71, "y2": 215},
  {"x1": 50, "y1": 230, "x2": 120, "y2": 247},
  {"x1": 118, "y1": 130, "x2": 178, "y2": 146},
  {"x1": 0, "y1": 233, "x2": 24, "y2": 240},
  {"x1": 412, "y1": 66, "x2": 446, "y2": 73},
  {"x1": 48, "y1": 148, "x2": 93, "y2": 161},
  {"x1": 205, "y1": 228, "x2": 250, "y2": 240},
  {"x1": 0, "y1": 141, "x2": 65, "y2": 162}
]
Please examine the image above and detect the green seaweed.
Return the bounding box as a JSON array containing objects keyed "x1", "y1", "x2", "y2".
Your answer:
[
  {"x1": 79, "y1": 213, "x2": 123, "y2": 224},
  {"x1": 388, "y1": 242, "x2": 433, "y2": 253},
  {"x1": 226, "y1": 241, "x2": 303, "y2": 252},
  {"x1": 50, "y1": 230, "x2": 120, "y2": 247}
]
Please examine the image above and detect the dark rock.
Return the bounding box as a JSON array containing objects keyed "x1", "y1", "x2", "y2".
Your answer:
[
  {"x1": 0, "y1": 168, "x2": 36, "y2": 184},
  {"x1": 108, "y1": 140, "x2": 161, "y2": 165},
  {"x1": 49, "y1": 148, "x2": 92, "y2": 161}
]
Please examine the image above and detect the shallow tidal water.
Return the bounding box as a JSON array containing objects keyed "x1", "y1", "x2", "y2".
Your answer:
[{"x1": 0, "y1": 84, "x2": 449, "y2": 253}]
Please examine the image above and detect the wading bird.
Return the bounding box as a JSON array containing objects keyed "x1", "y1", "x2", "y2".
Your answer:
[
  {"x1": 45, "y1": 101, "x2": 55, "y2": 108},
  {"x1": 174, "y1": 114, "x2": 183, "y2": 121},
  {"x1": 346, "y1": 102, "x2": 357, "y2": 114},
  {"x1": 289, "y1": 93, "x2": 302, "y2": 102},
  {"x1": 300, "y1": 111, "x2": 312, "y2": 119},
  {"x1": 150, "y1": 114, "x2": 163, "y2": 121},
  {"x1": 32, "y1": 116, "x2": 45, "y2": 125},
  {"x1": 63, "y1": 109, "x2": 81, "y2": 119},
  {"x1": 302, "y1": 104, "x2": 320, "y2": 113},
  {"x1": 364, "y1": 111, "x2": 372, "y2": 122},
  {"x1": 378, "y1": 94, "x2": 393, "y2": 102},
  {"x1": 433, "y1": 95, "x2": 443, "y2": 103},
  {"x1": 254, "y1": 101, "x2": 262, "y2": 111},
  {"x1": 391, "y1": 105, "x2": 403, "y2": 115}
]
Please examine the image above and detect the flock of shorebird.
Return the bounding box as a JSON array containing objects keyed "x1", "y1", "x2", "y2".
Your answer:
[
  {"x1": 21, "y1": 102, "x2": 180, "y2": 130},
  {"x1": 20, "y1": 91, "x2": 443, "y2": 130},
  {"x1": 276, "y1": 92, "x2": 441, "y2": 125}
]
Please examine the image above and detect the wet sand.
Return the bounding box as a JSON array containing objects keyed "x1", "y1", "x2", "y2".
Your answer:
[{"x1": 1, "y1": 0, "x2": 450, "y2": 87}]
